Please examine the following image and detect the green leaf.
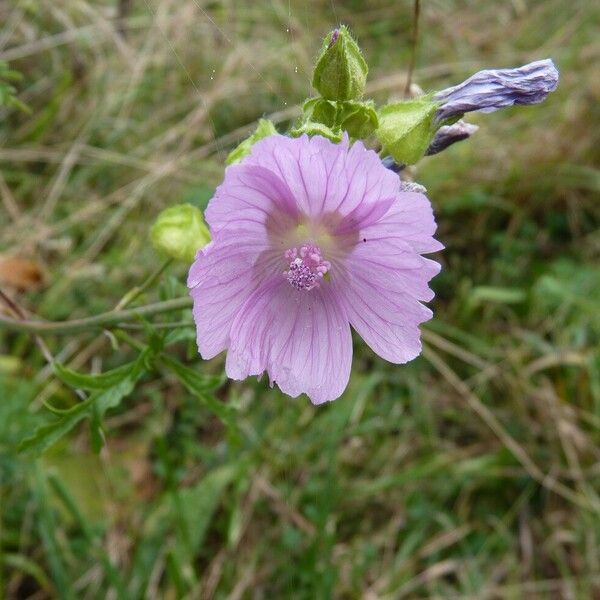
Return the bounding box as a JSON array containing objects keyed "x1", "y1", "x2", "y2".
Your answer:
[
  {"x1": 161, "y1": 356, "x2": 238, "y2": 438},
  {"x1": 20, "y1": 351, "x2": 149, "y2": 455},
  {"x1": 18, "y1": 401, "x2": 92, "y2": 455},
  {"x1": 468, "y1": 286, "x2": 527, "y2": 310},
  {"x1": 376, "y1": 98, "x2": 440, "y2": 165},
  {"x1": 226, "y1": 118, "x2": 277, "y2": 165},
  {"x1": 52, "y1": 360, "x2": 138, "y2": 391},
  {"x1": 172, "y1": 465, "x2": 237, "y2": 563}
]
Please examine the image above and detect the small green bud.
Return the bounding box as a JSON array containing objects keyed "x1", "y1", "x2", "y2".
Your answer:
[
  {"x1": 338, "y1": 100, "x2": 379, "y2": 139},
  {"x1": 312, "y1": 26, "x2": 368, "y2": 101},
  {"x1": 289, "y1": 120, "x2": 342, "y2": 143},
  {"x1": 226, "y1": 118, "x2": 277, "y2": 165},
  {"x1": 150, "y1": 204, "x2": 210, "y2": 263},
  {"x1": 376, "y1": 99, "x2": 439, "y2": 165}
]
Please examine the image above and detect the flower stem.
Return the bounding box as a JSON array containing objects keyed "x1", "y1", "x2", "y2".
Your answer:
[
  {"x1": 114, "y1": 258, "x2": 173, "y2": 310},
  {"x1": 0, "y1": 297, "x2": 192, "y2": 336},
  {"x1": 404, "y1": 0, "x2": 421, "y2": 97}
]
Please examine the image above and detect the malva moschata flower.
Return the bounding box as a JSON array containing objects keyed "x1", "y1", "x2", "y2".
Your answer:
[{"x1": 188, "y1": 134, "x2": 442, "y2": 404}]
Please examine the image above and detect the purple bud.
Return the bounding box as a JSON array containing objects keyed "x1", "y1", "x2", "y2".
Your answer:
[
  {"x1": 381, "y1": 155, "x2": 404, "y2": 173},
  {"x1": 433, "y1": 59, "x2": 559, "y2": 122},
  {"x1": 328, "y1": 28, "x2": 340, "y2": 48},
  {"x1": 426, "y1": 120, "x2": 479, "y2": 156}
]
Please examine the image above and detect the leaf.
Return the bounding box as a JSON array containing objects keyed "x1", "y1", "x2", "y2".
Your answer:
[
  {"x1": 52, "y1": 360, "x2": 138, "y2": 391},
  {"x1": 468, "y1": 286, "x2": 527, "y2": 309},
  {"x1": 0, "y1": 255, "x2": 46, "y2": 290},
  {"x1": 160, "y1": 356, "x2": 238, "y2": 437},
  {"x1": 18, "y1": 401, "x2": 92, "y2": 455},
  {"x1": 172, "y1": 465, "x2": 237, "y2": 563},
  {"x1": 161, "y1": 355, "x2": 224, "y2": 394},
  {"x1": 20, "y1": 352, "x2": 150, "y2": 455}
]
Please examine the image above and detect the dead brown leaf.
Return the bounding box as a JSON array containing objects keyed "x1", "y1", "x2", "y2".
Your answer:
[{"x1": 0, "y1": 255, "x2": 47, "y2": 290}]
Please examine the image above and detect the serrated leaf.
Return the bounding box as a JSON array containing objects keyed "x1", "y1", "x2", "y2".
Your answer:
[
  {"x1": 20, "y1": 351, "x2": 149, "y2": 455},
  {"x1": 18, "y1": 400, "x2": 91, "y2": 454},
  {"x1": 161, "y1": 356, "x2": 237, "y2": 437},
  {"x1": 53, "y1": 360, "x2": 137, "y2": 391}
]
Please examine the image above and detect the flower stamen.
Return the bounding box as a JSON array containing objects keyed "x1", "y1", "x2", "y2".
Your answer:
[{"x1": 283, "y1": 244, "x2": 330, "y2": 291}]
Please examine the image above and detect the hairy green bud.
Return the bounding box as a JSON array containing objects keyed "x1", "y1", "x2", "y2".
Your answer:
[
  {"x1": 312, "y1": 26, "x2": 368, "y2": 101},
  {"x1": 376, "y1": 99, "x2": 439, "y2": 165},
  {"x1": 150, "y1": 204, "x2": 210, "y2": 263},
  {"x1": 226, "y1": 118, "x2": 277, "y2": 165}
]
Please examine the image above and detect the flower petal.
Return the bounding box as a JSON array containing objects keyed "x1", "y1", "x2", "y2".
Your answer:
[
  {"x1": 245, "y1": 134, "x2": 401, "y2": 219},
  {"x1": 206, "y1": 163, "x2": 299, "y2": 236},
  {"x1": 357, "y1": 192, "x2": 444, "y2": 255},
  {"x1": 334, "y1": 195, "x2": 441, "y2": 363},
  {"x1": 225, "y1": 278, "x2": 352, "y2": 404},
  {"x1": 188, "y1": 232, "x2": 275, "y2": 359}
]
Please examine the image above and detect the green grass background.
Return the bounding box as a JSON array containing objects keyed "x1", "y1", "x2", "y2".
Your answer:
[{"x1": 1, "y1": 0, "x2": 599, "y2": 598}]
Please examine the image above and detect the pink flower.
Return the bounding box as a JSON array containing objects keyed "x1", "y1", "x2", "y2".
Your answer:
[{"x1": 188, "y1": 135, "x2": 442, "y2": 404}]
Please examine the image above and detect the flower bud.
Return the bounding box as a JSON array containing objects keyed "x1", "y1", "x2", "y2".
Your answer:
[
  {"x1": 312, "y1": 26, "x2": 368, "y2": 101},
  {"x1": 376, "y1": 99, "x2": 439, "y2": 165},
  {"x1": 433, "y1": 59, "x2": 559, "y2": 122},
  {"x1": 150, "y1": 204, "x2": 210, "y2": 263},
  {"x1": 426, "y1": 120, "x2": 479, "y2": 155},
  {"x1": 226, "y1": 118, "x2": 277, "y2": 165}
]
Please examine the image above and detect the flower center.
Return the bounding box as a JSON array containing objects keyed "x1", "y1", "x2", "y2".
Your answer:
[{"x1": 283, "y1": 244, "x2": 330, "y2": 291}]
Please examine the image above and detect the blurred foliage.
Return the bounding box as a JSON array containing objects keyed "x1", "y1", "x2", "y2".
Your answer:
[{"x1": 0, "y1": 0, "x2": 599, "y2": 598}]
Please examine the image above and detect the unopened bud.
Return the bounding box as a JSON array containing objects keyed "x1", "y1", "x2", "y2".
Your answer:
[
  {"x1": 150, "y1": 204, "x2": 210, "y2": 263},
  {"x1": 426, "y1": 120, "x2": 479, "y2": 155},
  {"x1": 433, "y1": 59, "x2": 559, "y2": 122},
  {"x1": 312, "y1": 26, "x2": 368, "y2": 101}
]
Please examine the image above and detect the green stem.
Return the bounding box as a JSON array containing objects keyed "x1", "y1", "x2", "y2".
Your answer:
[
  {"x1": 0, "y1": 297, "x2": 192, "y2": 336},
  {"x1": 114, "y1": 258, "x2": 173, "y2": 310}
]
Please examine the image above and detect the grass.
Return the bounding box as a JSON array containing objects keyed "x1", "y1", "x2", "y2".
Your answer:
[{"x1": 1, "y1": 0, "x2": 599, "y2": 598}]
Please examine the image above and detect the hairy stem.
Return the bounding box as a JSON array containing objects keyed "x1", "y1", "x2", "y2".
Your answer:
[{"x1": 0, "y1": 297, "x2": 192, "y2": 336}]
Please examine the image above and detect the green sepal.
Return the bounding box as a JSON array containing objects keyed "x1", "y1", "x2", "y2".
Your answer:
[
  {"x1": 338, "y1": 100, "x2": 379, "y2": 139},
  {"x1": 289, "y1": 120, "x2": 342, "y2": 143},
  {"x1": 312, "y1": 26, "x2": 368, "y2": 101},
  {"x1": 150, "y1": 203, "x2": 210, "y2": 263},
  {"x1": 302, "y1": 97, "x2": 337, "y2": 127},
  {"x1": 226, "y1": 118, "x2": 277, "y2": 165},
  {"x1": 302, "y1": 98, "x2": 378, "y2": 141},
  {"x1": 376, "y1": 98, "x2": 440, "y2": 165}
]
